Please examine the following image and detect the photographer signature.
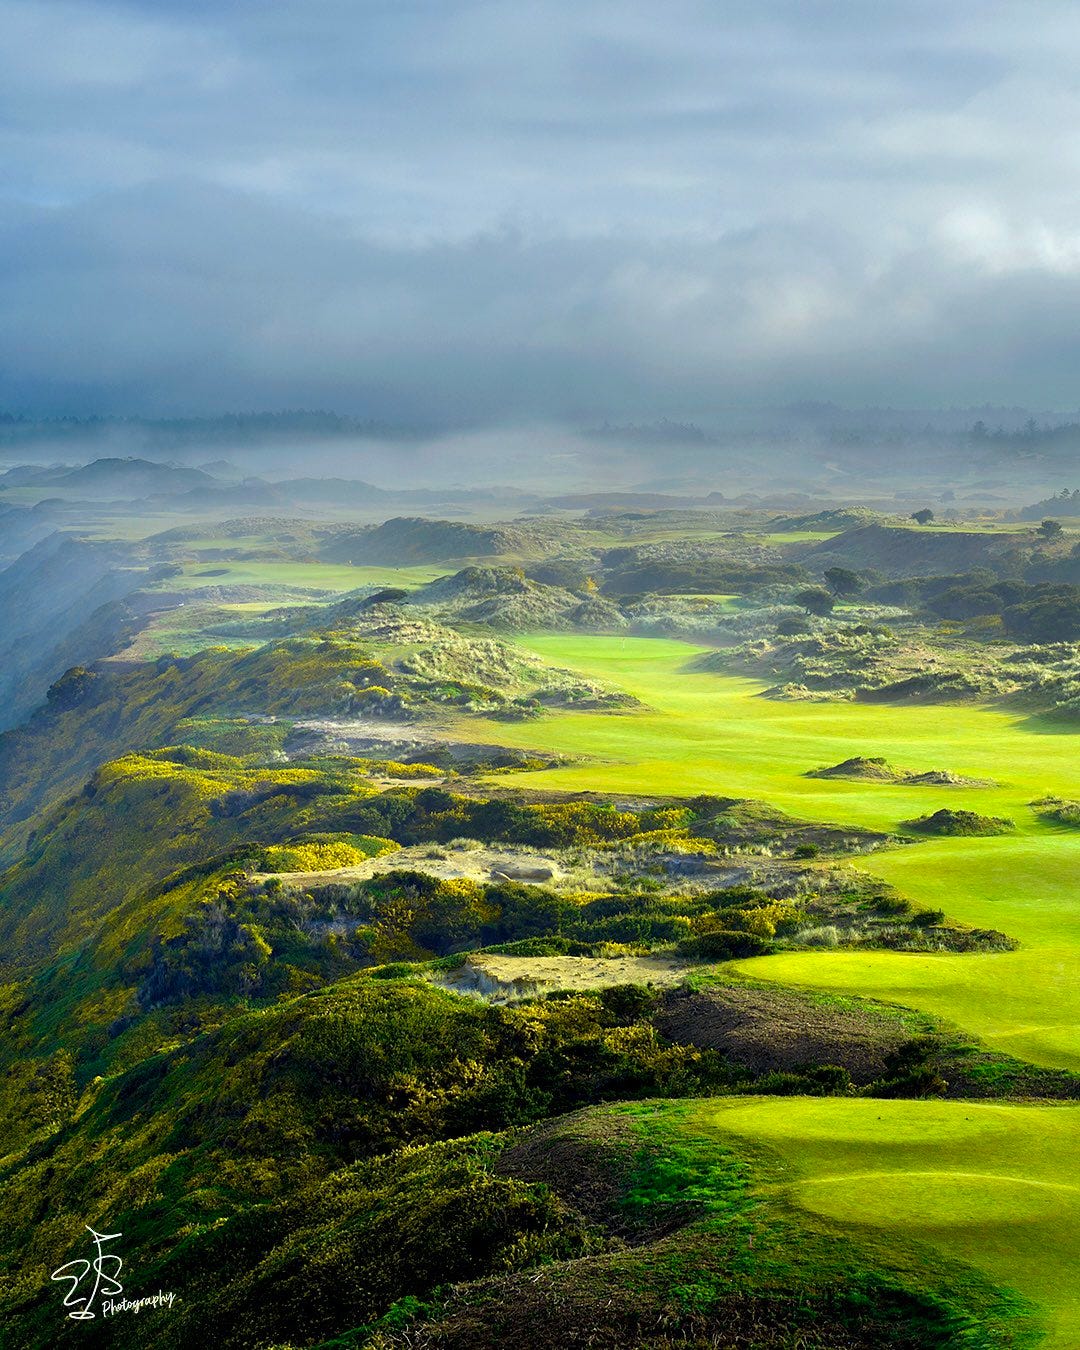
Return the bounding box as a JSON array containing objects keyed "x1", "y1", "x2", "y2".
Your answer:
[{"x1": 51, "y1": 1226, "x2": 124, "y2": 1321}]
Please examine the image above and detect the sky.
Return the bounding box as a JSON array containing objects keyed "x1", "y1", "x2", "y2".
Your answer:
[{"x1": 2, "y1": 0, "x2": 1080, "y2": 422}]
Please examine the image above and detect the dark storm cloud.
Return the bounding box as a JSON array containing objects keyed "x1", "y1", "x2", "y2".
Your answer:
[{"x1": 1, "y1": 0, "x2": 1078, "y2": 416}]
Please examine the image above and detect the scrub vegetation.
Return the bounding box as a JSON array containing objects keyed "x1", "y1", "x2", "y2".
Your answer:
[{"x1": 0, "y1": 497, "x2": 1075, "y2": 1347}]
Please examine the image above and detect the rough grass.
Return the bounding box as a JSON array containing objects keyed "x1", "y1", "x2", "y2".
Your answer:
[
  {"x1": 809, "y1": 756, "x2": 994, "y2": 787},
  {"x1": 654, "y1": 983, "x2": 914, "y2": 1082},
  {"x1": 902, "y1": 808, "x2": 1015, "y2": 836},
  {"x1": 1031, "y1": 796, "x2": 1080, "y2": 827},
  {"x1": 440, "y1": 953, "x2": 688, "y2": 1001},
  {"x1": 368, "y1": 1100, "x2": 1041, "y2": 1349}
]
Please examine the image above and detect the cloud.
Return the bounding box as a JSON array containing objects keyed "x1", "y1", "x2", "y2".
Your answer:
[{"x1": 1, "y1": 1, "x2": 1080, "y2": 417}]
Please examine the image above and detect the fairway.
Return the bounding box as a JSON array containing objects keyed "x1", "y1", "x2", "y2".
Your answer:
[
  {"x1": 459, "y1": 634, "x2": 1080, "y2": 1067},
  {"x1": 458, "y1": 632, "x2": 1080, "y2": 1340},
  {"x1": 686, "y1": 1096, "x2": 1080, "y2": 1348},
  {"x1": 162, "y1": 560, "x2": 449, "y2": 593}
]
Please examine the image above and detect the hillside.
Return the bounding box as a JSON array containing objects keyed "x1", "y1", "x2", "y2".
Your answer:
[
  {"x1": 406, "y1": 566, "x2": 626, "y2": 631},
  {"x1": 0, "y1": 457, "x2": 217, "y2": 499},
  {"x1": 0, "y1": 534, "x2": 168, "y2": 729},
  {"x1": 0, "y1": 615, "x2": 631, "y2": 829},
  {"x1": 0, "y1": 990, "x2": 1041, "y2": 1350},
  {"x1": 0, "y1": 499, "x2": 66, "y2": 563},
  {"x1": 796, "y1": 523, "x2": 1022, "y2": 577},
  {"x1": 0, "y1": 504, "x2": 1073, "y2": 1348},
  {"x1": 322, "y1": 517, "x2": 534, "y2": 564},
  {"x1": 600, "y1": 539, "x2": 805, "y2": 595}
]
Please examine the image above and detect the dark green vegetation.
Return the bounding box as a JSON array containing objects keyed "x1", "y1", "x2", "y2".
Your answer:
[
  {"x1": 0, "y1": 731, "x2": 1037, "y2": 1349},
  {"x1": 808, "y1": 756, "x2": 993, "y2": 787},
  {"x1": 0, "y1": 494, "x2": 1074, "y2": 1347},
  {"x1": 0, "y1": 742, "x2": 1005, "y2": 1091},
  {"x1": 902, "y1": 809, "x2": 1015, "y2": 838},
  {"x1": 874, "y1": 573, "x2": 1080, "y2": 642},
  {"x1": 2, "y1": 1088, "x2": 1043, "y2": 1350},
  {"x1": 0, "y1": 976, "x2": 1061, "y2": 1349}
]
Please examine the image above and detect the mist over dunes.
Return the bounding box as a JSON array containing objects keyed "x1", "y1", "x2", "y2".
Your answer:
[{"x1": 2, "y1": 4, "x2": 1079, "y2": 1348}]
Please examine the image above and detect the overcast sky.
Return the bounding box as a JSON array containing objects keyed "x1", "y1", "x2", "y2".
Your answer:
[{"x1": 2, "y1": 0, "x2": 1079, "y2": 421}]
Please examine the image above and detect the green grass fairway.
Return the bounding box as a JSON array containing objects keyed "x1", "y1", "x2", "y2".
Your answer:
[
  {"x1": 686, "y1": 1096, "x2": 1080, "y2": 1348},
  {"x1": 758, "y1": 529, "x2": 842, "y2": 544},
  {"x1": 459, "y1": 634, "x2": 1080, "y2": 1068},
  {"x1": 751, "y1": 838, "x2": 1080, "y2": 1069},
  {"x1": 162, "y1": 560, "x2": 448, "y2": 593}
]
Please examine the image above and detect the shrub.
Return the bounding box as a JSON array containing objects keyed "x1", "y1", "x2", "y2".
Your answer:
[
  {"x1": 903, "y1": 809, "x2": 1014, "y2": 837},
  {"x1": 801, "y1": 1064, "x2": 853, "y2": 1093},
  {"x1": 260, "y1": 835, "x2": 399, "y2": 872},
  {"x1": 676, "y1": 930, "x2": 772, "y2": 961},
  {"x1": 367, "y1": 962, "x2": 423, "y2": 980},
  {"x1": 598, "y1": 983, "x2": 659, "y2": 1021},
  {"x1": 753, "y1": 1071, "x2": 817, "y2": 1095},
  {"x1": 482, "y1": 937, "x2": 595, "y2": 957},
  {"x1": 794, "y1": 587, "x2": 836, "y2": 617}
]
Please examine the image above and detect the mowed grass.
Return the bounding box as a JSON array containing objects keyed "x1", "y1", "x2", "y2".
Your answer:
[
  {"x1": 757, "y1": 529, "x2": 842, "y2": 544},
  {"x1": 686, "y1": 1096, "x2": 1080, "y2": 1348},
  {"x1": 161, "y1": 560, "x2": 448, "y2": 593},
  {"x1": 479, "y1": 635, "x2": 1080, "y2": 1341},
  {"x1": 461, "y1": 634, "x2": 1080, "y2": 1068}
]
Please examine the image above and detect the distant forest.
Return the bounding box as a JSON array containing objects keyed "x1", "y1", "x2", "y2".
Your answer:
[
  {"x1": 970, "y1": 419, "x2": 1080, "y2": 453},
  {"x1": 1, "y1": 406, "x2": 1080, "y2": 462},
  {"x1": 1020, "y1": 488, "x2": 1080, "y2": 519},
  {"x1": 0, "y1": 410, "x2": 418, "y2": 450}
]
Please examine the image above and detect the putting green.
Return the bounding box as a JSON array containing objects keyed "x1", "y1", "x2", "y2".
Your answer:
[
  {"x1": 687, "y1": 1097, "x2": 1080, "y2": 1348},
  {"x1": 459, "y1": 634, "x2": 1080, "y2": 1068}
]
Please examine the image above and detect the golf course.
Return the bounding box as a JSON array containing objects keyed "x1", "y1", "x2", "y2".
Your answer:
[
  {"x1": 685, "y1": 1096, "x2": 1080, "y2": 1348},
  {"x1": 457, "y1": 632, "x2": 1080, "y2": 1346}
]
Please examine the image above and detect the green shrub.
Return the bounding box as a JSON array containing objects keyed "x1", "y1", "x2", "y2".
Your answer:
[
  {"x1": 260, "y1": 834, "x2": 398, "y2": 872},
  {"x1": 146, "y1": 1133, "x2": 609, "y2": 1349},
  {"x1": 482, "y1": 936, "x2": 595, "y2": 957},
  {"x1": 677, "y1": 930, "x2": 772, "y2": 961},
  {"x1": 367, "y1": 962, "x2": 423, "y2": 979},
  {"x1": 903, "y1": 809, "x2": 1014, "y2": 837}
]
